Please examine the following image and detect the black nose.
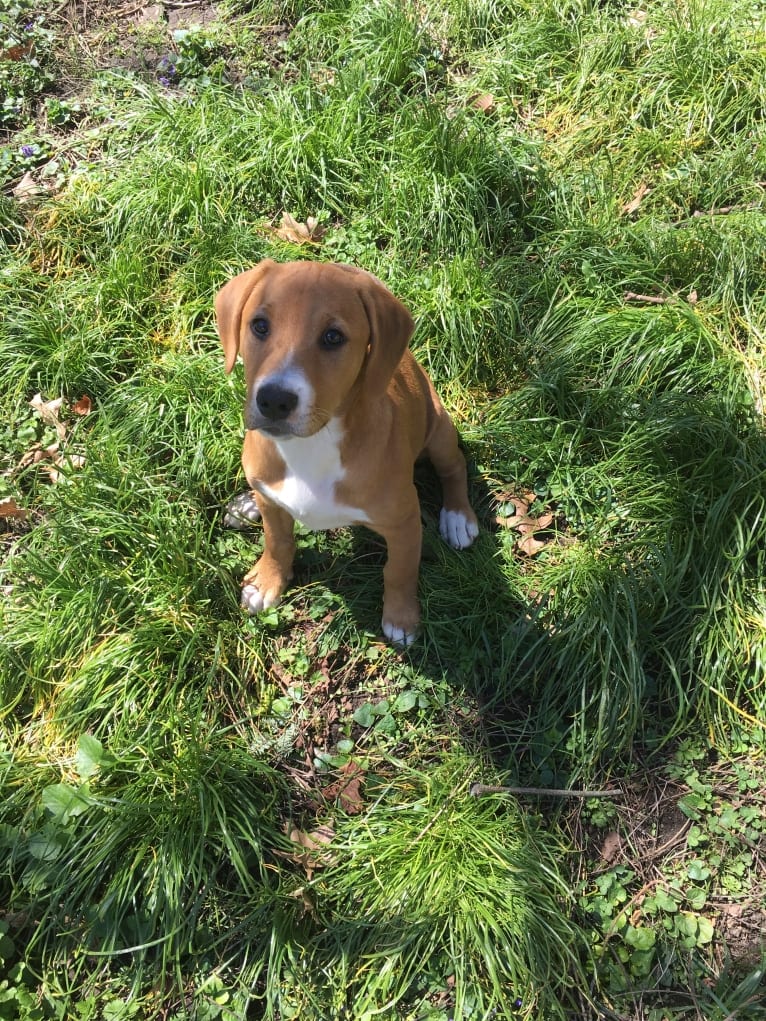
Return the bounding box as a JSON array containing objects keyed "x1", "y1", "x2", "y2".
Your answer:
[{"x1": 256, "y1": 382, "x2": 299, "y2": 421}]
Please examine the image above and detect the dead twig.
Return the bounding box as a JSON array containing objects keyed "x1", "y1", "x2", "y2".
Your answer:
[
  {"x1": 673, "y1": 199, "x2": 764, "y2": 226},
  {"x1": 623, "y1": 291, "x2": 674, "y2": 305},
  {"x1": 469, "y1": 783, "x2": 621, "y2": 799},
  {"x1": 623, "y1": 289, "x2": 698, "y2": 307}
]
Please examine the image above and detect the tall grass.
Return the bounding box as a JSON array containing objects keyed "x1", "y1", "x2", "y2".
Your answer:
[{"x1": 1, "y1": 0, "x2": 765, "y2": 1014}]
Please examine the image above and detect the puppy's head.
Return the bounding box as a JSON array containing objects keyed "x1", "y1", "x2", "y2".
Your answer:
[{"x1": 215, "y1": 259, "x2": 414, "y2": 438}]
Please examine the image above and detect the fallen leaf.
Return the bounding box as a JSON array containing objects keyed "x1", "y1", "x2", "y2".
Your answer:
[
  {"x1": 288, "y1": 885, "x2": 319, "y2": 918},
  {"x1": 13, "y1": 172, "x2": 44, "y2": 203},
  {"x1": 285, "y1": 823, "x2": 335, "y2": 879},
  {"x1": 470, "y1": 93, "x2": 496, "y2": 114},
  {"x1": 136, "y1": 3, "x2": 164, "y2": 24},
  {"x1": 495, "y1": 491, "x2": 556, "y2": 557},
  {"x1": 0, "y1": 497, "x2": 27, "y2": 521},
  {"x1": 18, "y1": 441, "x2": 85, "y2": 483},
  {"x1": 624, "y1": 8, "x2": 648, "y2": 28},
  {"x1": 72, "y1": 395, "x2": 92, "y2": 416},
  {"x1": 621, "y1": 181, "x2": 649, "y2": 215},
  {"x1": 45, "y1": 453, "x2": 86, "y2": 484},
  {"x1": 271, "y1": 211, "x2": 326, "y2": 245},
  {"x1": 29, "y1": 393, "x2": 67, "y2": 440},
  {"x1": 0, "y1": 41, "x2": 33, "y2": 61},
  {"x1": 495, "y1": 490, "x2": 537, "y2": 525},
  {"x1": 600, "y1": 830, "x2": 623, "y2": 863},
  {"x1": 322, "y1": 761, "x2": 365, "y2": 814},
  {"x1": 517, "y1": 530, "x2": 550, "y2": 557},
  {"x1": 18, "y1": 441, "x2": 57, "y2": 470},
  {"x1": 289, "y1": 824, "x2": 334, "y2": 850}
]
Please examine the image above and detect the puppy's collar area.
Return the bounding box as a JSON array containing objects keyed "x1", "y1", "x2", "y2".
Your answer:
[{"x1": 257, "y1": 418, "x2": 371, "y2": 531}]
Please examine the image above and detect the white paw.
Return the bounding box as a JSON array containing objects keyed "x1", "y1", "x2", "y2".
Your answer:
[
  {"x1": 439, "y1": 508, "x2": 479, "y2": 550},
  {"x1": 241, "y1": 583, "x2": 281, "y2": 615},
  {"x1": 224, "y1": 492, "x2": 261, "y2": 530},
  {"x1": 382, "y1": 618, "x2": 418, "y2": 647}
]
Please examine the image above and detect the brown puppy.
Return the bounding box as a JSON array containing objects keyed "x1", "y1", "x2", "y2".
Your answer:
[{"x1": 216, "y1": 259, "x2": 478, "y2": 645}]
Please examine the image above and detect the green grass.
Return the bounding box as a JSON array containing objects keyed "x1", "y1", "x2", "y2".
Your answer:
[{"x1": 1, "y1": 0, "x2": 766, "y2": 1016}]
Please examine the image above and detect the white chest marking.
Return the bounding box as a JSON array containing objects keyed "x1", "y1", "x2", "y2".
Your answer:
[{"x1": 259, "y1": 419, "x2": 370, "y2": 531}]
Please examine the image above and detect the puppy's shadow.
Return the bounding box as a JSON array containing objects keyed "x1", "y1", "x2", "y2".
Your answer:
[
  {"x1": 223, "y1": 455, "x2": 546, "y2": 785},
  {"x1": 287, "y1": 455, "x2": 527, "y2": 680}
]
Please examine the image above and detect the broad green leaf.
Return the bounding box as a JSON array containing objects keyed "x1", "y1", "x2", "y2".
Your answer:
[
  {"x1": 27, "y1": 830, "x2": 65, "y2": 861},
  {"x1": 653, "y1": 888, "x2": 679, "y2": 912},
  {"x1": 686, "y1": 887, "x2": 706, "y2": 910},
  {"x1": 393, "y1": 690, "x2": 418, "y2": 713},
  {"x1": 624, "y1": 926, "x2": 655, "y2": 951},
  {"x1": 687, "y1": 861, "x2": 711, "y2": 882},
  {"x1": 696, "y1": 916, "x2": 715, "y2": 945},
  {"x1": 41, "y1": 783, "x2": 91, "y2": 822},
  {"x1": 76, "y1": 734, "x2": 113, "y2": 779},
  {"x1": 678, "y1": 793, "x2": 706, "y2": 819},
  {"x1": 353, "y1": 704, "x2": 375, "y2": 728},
  {"x1": 373, "y1": 713, "x2": 397, "y2": 734}
]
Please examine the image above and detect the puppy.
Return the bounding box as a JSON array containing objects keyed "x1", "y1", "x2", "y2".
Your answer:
[{"x1": 216, "y1": 259, "x2": 478, "y2": 645}]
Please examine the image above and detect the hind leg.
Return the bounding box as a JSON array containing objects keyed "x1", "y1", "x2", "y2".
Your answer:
[{"x1": 426, "y1": 411, "x2": 479, "y2": 550}]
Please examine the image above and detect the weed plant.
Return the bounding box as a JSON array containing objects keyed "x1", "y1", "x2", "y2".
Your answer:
[{"x1": 1, "y1": 0, "x2": 765, "y2": 1016}]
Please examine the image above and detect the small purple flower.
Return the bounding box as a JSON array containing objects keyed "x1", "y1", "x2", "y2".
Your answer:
[
  {"x1": 21, "y1": 144, "x2": 35, "y2": 158},
  {"x1": 513, "y1": 998, "x2": 523, "y2": 1010},
  {"x1": 157, "y1": 56, "x2": 177, "y2": 77},
  {"x1": 159, "y1": 76, "x2": 171, "y2": 87}
]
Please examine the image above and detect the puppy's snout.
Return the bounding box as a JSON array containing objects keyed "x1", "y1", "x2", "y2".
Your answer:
[{"x1": 256, "y1": 382, "x2": 299, "y2": 421}]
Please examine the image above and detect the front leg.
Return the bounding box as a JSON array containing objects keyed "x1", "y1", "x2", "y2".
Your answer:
[
  {"x1": 241, "y1": 496, "x2": 296, "y2": 614},
  {"x1": 376, "y1": 507, "x2": 423, "y2": 647}
]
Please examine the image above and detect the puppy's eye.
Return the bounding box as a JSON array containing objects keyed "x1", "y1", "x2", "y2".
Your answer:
[
  {"x1": 251, "y1": 317, "x2": 269, "y2": 338},
  {"x1": 321, "y1": 328, "x2": 345, "y2": 349}
]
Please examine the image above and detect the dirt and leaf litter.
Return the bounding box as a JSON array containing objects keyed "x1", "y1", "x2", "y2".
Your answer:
[
  {"x1": 2, "y1": 392, "x2": 92, "y2": 528},
  {"x1": 7, "y1": 392, "x2": 91, "y2": 489},
  {"x1": 268, "y1": 210, "x2": 327, "y2": 246},
  {"x1": 494, "y1": 488, "x2": 573, "y2": 557}
]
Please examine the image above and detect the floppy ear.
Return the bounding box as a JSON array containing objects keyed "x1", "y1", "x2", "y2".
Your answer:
[
  {"x1": 215, "y1": 259, "x2": 275, "y2": 374},
  {"x1": 356, "y1": 272, "x2": 415, "y2": 398}
]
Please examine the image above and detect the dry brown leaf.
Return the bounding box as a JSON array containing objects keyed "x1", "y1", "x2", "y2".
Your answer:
[
  {"x1": 600, "y1": 830, "x2": 623, "y2": 864},
  {"x1": 624, "y1": 8, "x2": 648, "y2": 28},
  {"x1": 136, "y1": 4, "x2": 164, "y2": 25},
  {"x1": 621, "y1": 181, "x2": 649, "y2": 216},
  {"x1": 289, "y1": 824, "x2": 334, "y2": 850},
  {"x1": 18, "y1": 441, "x2": 85, "y2": 483},
  {"x1": 272, "y1": 211, "x2": 326, "y2": 245},
  {"x1": 29, "y1": 393, "x2": 67, "y2": 440},
  {"x1": 495, "y1": 491, "x2": 556, "y2": 557},
  {"x1": 1, "y1": 41, "x2": 33, "y2": 61},
  {"x1": 13, "y1": 172, "x2": 44, "y2": 203},
  {"x1": 495, "y1": 492, "x2": 551, "y2": 534},
  {"x1": 470, "y1": 93, "x2": 496, "y2": 114},
  {"x1": 495, "y1": 490, "x2": 536, "y2": 524},
  {"x1": 45, "y1": 453, "x2": 86, "y2": 484},
  {"x1": 0, "y1": 497, "x2": 27, "y2": 521},
  {"x1": 18, "y1": 441, "x2": 59, "y2": 470},
  {"x1": 517, "y1": 531, "x2": 550, "y2": 557},
  {"x1": 288, "y1": 885, "x2": 319, "y2": 918},
  {"x1": 322, "y1": 761, "x2": 365, "y2": 814},
  {"x1": 72, "y1": 395, "x2": 93, "y2": 416},
  {"x1": 286, "y1": 823, "x2": 335, "y2": 879}
]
